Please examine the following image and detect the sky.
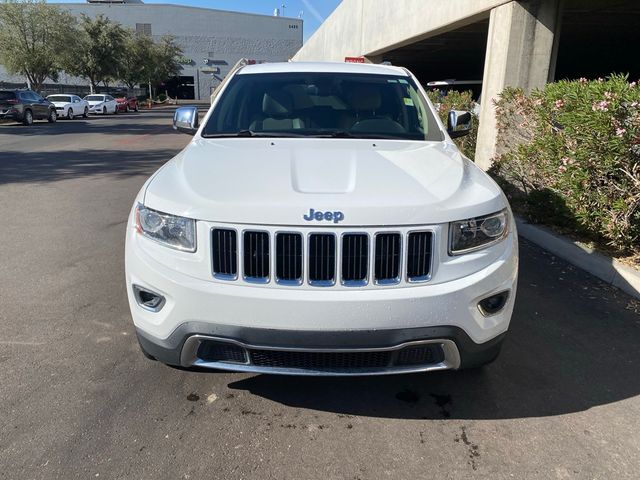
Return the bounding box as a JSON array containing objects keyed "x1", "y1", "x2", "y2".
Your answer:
[{"x1": 47, "y1": 0, "x2": 342, "y2": 41}]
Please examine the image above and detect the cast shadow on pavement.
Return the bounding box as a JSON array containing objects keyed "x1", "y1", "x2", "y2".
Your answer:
[
  {"x1": 0, "y1": 147, "x2": 173, "y2": 184},
  {"x1": 227, "y1": 240, "x2": 640, "y2": 420}
]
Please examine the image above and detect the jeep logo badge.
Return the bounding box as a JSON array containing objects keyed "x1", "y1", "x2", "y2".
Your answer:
[{"x1": 303, "y1": 208, "x2": 345, "y2": 224}]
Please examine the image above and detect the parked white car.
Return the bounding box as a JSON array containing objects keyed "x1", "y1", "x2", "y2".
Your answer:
[
  {"x1": 126, "y1": 62, "x2": 518, "y2": 376},
  {"x1": 46, "y1": 94, "x2": 89, "y2": 119},
  {"x1": 84, "y1": 94, "x2": 118, "y2": 115}
]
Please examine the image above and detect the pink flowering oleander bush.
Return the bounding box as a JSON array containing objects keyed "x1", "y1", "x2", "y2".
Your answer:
[
  {"x1": 491, "y1": 74, "x2": 640, "y2": 255},
  {"x1": 426, "y1": 89, "x2": 478, "y2": 159}
]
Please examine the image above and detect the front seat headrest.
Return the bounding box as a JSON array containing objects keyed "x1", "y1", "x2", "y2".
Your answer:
[
  {"x1": 262, "y1": 91, "x2": 293, "y2": 116},
  {"x1": 348, "y1": 87, "x2": 382, "y2": 111}
]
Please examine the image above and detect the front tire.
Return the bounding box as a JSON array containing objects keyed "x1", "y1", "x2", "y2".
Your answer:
[
  {"x1": 134, "y1": 103, "x2": 139, "y2": 112},
  {"x1": 67, "y1": 108, "x2": 74, "y2": 120},
  {"x1": 22, "y1": 109, "x2": 33, "y2": 126},
  {"x1": 47, "y1": 109, "x2": 57, "y2": 123},
  {"x1": 83, "y1": 107, "x2": 88, "y2": 118},
  {"x1": 102, "y1": 106, "x2": 107, "y2": 115}
]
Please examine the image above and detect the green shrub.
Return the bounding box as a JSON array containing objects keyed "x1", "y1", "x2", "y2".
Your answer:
[
  {"x1": 426, "y1": 89, "x2": 478, "y2": 159},
  {"x1": 492, "y1": 74, "x2": 640, "y2": 254},
  {"x1": 156, "y1": 92, "x2": 167, "y2": 102}
]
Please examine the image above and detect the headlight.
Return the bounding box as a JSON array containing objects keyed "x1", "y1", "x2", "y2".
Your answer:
[
  {"x1": 449, "y1": 210, "x2": 509, "y2": 255},
  {"x1": 135, "y1": 204, "x2": 196, "y2": 252}
]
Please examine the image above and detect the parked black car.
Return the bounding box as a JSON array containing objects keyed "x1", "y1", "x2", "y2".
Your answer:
[{"x1": 0, "y1": 89, "x2": 57, "y2": 125}]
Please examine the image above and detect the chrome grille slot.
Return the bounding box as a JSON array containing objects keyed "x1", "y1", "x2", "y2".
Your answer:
[
  {"x1": 407, "y1": 231, "x2": 433, "y2": 281},
  {"x1": 212, "y1": 228, "x2": 237, "y2": 279},
  {"x1": 308, "y1": 233, "x2": 336, "y2": 285},
  {"x1": 341, "y1": 233, "x2": 368, "y2": 284},
  {"x1": 276, "y1": 232, "x2": 303, "y2": 283},
  {"x1": 243, "y1": 231, "x2": 269, "y2": 282},
  {"x1": 374, "y1": 233, "x2": 401, "y2": 283}
]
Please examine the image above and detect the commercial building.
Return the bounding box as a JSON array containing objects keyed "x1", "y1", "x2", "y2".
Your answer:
[
  {"x1": 293, "y1": 0, "x2": 639, "y2": 169},
  {"x1": 0, "y1": 0, "x2": 303, "y2": 100}
]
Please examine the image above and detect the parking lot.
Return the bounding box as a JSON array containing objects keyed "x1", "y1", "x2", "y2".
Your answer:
[{"x1": 1, "y1": 110, "x2": 639, "y2": 479}]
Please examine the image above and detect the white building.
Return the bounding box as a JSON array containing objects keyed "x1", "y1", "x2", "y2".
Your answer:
[{"x1": 0, "y1": 0, "x2": 303, "y2": 100}]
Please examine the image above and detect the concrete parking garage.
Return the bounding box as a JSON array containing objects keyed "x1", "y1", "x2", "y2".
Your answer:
[{"x1": 294, "y1": 0, "x2": 640, "y2": 169}]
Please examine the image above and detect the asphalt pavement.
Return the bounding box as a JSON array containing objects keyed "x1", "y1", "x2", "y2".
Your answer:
[{"x1": 1, "y1": 111, "x2": 639, "y2": 479}]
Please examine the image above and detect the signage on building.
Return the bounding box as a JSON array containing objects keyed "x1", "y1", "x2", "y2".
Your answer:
[{"x1": 345, "y1": 56, "x2": 365, "y2": 63}]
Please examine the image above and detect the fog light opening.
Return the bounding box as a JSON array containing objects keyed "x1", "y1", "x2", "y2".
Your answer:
[
  {"x1": 478, "y1": 291, "x2": 509, "y2": 316},
  {"x1": 133, "y1": 285, "x2": 166, "y2": 312}
]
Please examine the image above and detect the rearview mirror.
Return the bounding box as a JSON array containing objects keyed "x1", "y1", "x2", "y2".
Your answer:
[
  {"x1": 447, "y1": 110, "x2": 472, "y2": 139},
  {"x1": 173, "y1": 106, "x2": 199, "y2": 135}
]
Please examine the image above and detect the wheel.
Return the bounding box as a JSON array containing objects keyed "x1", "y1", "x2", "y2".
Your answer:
[
  {"x1": 134, "y1": 103, "x2": 139, "y2": 112},
  {"x1": 22, "y1": 109, "x2": 33, "y2": 126},
  {"x1": 125, "y1": 105, "x2": 130, "y2": 113},
  {"x1": 67, "y1": 108, "x2": 73, "y2": 120},
  {"x1": 83, "y1": 107, "x2": 88, "y2": 118},
  {"x1": 47, "y1": 109, "x2": 57, "y2": 123},
  {"x1": 102, "y1": 106, "x2": 107, "y2": 115},
  {"x1": 114, "y1": 105, "x2": 118, "y2": 115}
]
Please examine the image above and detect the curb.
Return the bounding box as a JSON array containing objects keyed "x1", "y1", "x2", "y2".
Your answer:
[{"x1": 516, "y1": 217, "x2": 640, "y2": 300}]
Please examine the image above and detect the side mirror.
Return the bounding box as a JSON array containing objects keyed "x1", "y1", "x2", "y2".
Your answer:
[
  {"x1": 447, "y1": 110, "x2": 472, "y2": 138},
  {"x1": 173, "y1": 106, "x2": 199, "y2": 135}
]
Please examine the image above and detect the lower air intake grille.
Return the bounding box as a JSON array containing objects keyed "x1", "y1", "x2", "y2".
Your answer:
[
  {"x1": 212, "y1": 229, "x2": 237, "y2": 278},
  {"x1": 197, "y1": 341, "x2": 247, "y2": 364},
  {"x1": 374, "y1": 233, "x2": 401, "y2": 283},
  {"x1": 396, "y1": 344, "x2": 444, "y2": 366},
  {"x1": 276, "y1": 233, "x2": 303, "y2": 283},
  {"x1": 249, "y1": 349, "x2": 393, "y2": 370},
  {"x1": 407, "y1": 231, "x2": 433, "y2": 281}
]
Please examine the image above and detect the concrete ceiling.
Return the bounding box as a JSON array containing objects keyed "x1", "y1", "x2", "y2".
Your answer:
[{"x1": 381, "y1": 0, "x2": 639, "y2": 85}]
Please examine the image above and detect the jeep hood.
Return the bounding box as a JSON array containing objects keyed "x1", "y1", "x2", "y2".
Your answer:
[{"x1": 143, "y1": 138, "x2": 507, "y2": 226}]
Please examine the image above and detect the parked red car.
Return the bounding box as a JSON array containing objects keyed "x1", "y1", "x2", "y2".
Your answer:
[{"x1": 114, "y1": 95, "x2": 139, "y2": 113}]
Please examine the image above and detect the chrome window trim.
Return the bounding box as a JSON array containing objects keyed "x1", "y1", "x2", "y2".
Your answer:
[
  {"x1": 210, "y1": 226, "x2": 239, "y2": 281},
  {"x1": 373, "y1": 231, "x2": 403, "y2": 286},
  {"x1": 306, "y1": 231, "x2": 337, "y2": 287},
  {"x1": 274, "y1": 230, "x2": 304, "y2": 286},
  {"x1": 241, "y1": 229, "x2": 271, "y2": 284},
  {"x1": 339, "y1": 231, "x2": 371, "y2": 287},
  {"x1": 406, "y1": 229, "x2": 435, "y2": 283}
]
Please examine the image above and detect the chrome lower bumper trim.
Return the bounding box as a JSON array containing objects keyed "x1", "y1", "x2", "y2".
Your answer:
[{"x1": 180, "y1": 335, "x2": 461, "y2": 376}]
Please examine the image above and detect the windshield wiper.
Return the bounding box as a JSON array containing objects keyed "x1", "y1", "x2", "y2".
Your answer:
[
  {"x1": 202, "y1": 130, "x2": 309, "y2": 138},
  {"x1": 308, "y1": 130, "x2": 410, "y2": 140}
]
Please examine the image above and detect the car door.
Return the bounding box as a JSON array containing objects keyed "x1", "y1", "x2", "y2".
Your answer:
[
  {"x1": 21, "y1": 92, "x2": 38, "y2": 117},
  {"x1": 32, "y1": 92, "x2": 49, "y2": 118},
  {"x1": 72, "y1": 96, "x2": 83, "y2": 115},
  {"x1": 104, "y1": 95, "x2": 113, "y2": 113}
]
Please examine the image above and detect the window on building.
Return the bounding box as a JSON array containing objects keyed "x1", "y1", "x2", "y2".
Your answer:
[{"x1": 136, "y1": 23, "x2": 152, "y2": 36}]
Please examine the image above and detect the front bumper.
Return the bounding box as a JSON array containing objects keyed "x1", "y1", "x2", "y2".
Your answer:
[
  {"x1": 126, "y1": 217, "x2": 517, "y2": 375},
  {"x1": 0, "y1": 110, "x2": 19, "y2": 120}
]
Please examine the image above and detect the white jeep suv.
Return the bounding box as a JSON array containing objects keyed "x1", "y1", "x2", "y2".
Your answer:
[{"x1": 125, "y1": 62, "x2": 518, "y2": 376}]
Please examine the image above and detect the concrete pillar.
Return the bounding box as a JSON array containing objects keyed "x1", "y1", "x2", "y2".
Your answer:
[{"x1": 475, "y1": 0, "x2": 561, "y2": 170}]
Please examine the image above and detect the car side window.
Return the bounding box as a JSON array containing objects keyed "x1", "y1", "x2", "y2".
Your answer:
[{"x1": 106, "y1": 96, "x2": 113, "y2": 101}]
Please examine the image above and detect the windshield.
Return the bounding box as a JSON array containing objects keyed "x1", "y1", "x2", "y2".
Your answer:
[
  {"x1": 85, "y1": 95, "x2": 104, "y2": 101},
  {"x1": 202, "y1": 72, "x2": 443, "y2": 141},
  {"x1": 47, "y1": 95, "x2": 71, "y2": 103}
]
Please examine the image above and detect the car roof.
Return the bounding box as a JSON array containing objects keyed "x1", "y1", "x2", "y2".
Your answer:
[{"x1": 238, "y1": 61, "x2": 409, "y2": 77}]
